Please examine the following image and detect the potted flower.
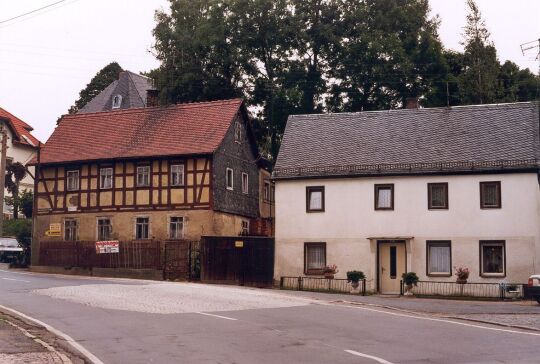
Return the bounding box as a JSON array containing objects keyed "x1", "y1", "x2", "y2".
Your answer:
[
  {"x1": 504, "y1": 284, "x2": 520, "y2": 299},
  {"x1": 455, "y1": 267, "x2": 469, "y2": 284},
  {"x1": 347, "y1": 270, "x2": 365, "y2": 294},
  {"x1": 401, "y1": 272, "x2": 419, "y2": 295},
  {"x1": 323, "y1": 264, "x2": 338, "y2": 279}
]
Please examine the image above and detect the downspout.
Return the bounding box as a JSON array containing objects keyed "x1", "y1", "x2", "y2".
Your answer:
[{"x1": 31, "y1": 142, "x2": 41, "y2": 266}]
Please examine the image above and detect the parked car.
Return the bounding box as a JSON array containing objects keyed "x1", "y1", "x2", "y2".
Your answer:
[
  {"x1": 0, "y1": 237, "x2": 23, "y2": 263},
  {"x1": 527, "y1": 275, "x2": 540, "y2": 304}
]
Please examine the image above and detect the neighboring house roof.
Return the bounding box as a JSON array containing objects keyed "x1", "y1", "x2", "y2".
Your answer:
[
  {"x1": 274, "y1": 102, "x2": 540, "y2": 179},
  {"x1": 78, "y1": 71, "x2": 155, "y2": 113},
  {"x1": 0, "y1": 107, "x2": 40, "y2": 148},
  {"x1": 37, "y1": 99, "x2": 245, "y2": 164}
]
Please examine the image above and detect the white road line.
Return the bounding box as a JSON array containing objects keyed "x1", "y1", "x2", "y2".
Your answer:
[
  {"x1": 196, "y1": 312, "x2": 238, "y2": 321},
  {"x1": 344, "y1": 349, "x2": 394, "y2": 364},
  {"x1": 0, "y1": 304, "x2": 104, "y2": 364},
  {"x1": 1, "y1": 277, "x2": 30, "y2": 282},
  {"x1": 342, "y1": 304, "x2": 540, "y2": 337}
]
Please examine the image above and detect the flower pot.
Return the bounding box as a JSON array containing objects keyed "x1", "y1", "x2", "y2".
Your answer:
[
  {"x1": 324, "y1": 273, "x2": 335, "y2": 279},
  {"x1": 404, "y1": 284, "x2": 414, "y2": 296},
  {"x1": 456, "y1": 278, "x2": 468, "y2": 284},
  {"x1": 349, "y1": 280, "x2": 360, "y2": 294}
]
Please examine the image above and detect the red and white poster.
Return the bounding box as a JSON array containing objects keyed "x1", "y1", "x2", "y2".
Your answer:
[{"x1": 95, "y1": 241, "x2": 120, "y2": 254}]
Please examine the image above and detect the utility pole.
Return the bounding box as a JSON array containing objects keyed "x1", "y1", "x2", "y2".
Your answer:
[{"x1": 0, "y1": 126, "x2": 8, "y2": 236}]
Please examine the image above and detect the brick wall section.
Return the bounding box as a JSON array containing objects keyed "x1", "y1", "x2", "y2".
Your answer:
[{"x1": 213, "y1": 113, "x2": 259, "y2": 218}]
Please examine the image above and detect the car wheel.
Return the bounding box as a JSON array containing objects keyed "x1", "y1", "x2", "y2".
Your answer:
[{"x1": 536, "y1": 297, "x2": 540, "y2": 305}]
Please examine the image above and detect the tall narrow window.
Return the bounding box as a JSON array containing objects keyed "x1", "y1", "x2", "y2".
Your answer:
[
  {"x1": 97, "y1": 218, "x2": 112, "y2": 241},
  {"x1": 112, "y1": 95, "x2": 122, "y2": 109},
  {"x1": 480, "y1": 241, "x2": 505, "y2": 276},
  {"x1": 234, "y1": 120, "x2": 242, "y2": 142},
  {"x1": 264, "y1": 181, "x2": 270, "y2": 201},
  {"x1": 100, "y1": 168, "x2": 113, "y2": 189},
  {"x1": 64, "y1": 219, "x2": 77, "y2": 241},
  {"x1": 241, "y1": 220, "x2": 249, "y2": 235},
  {"x1": 375, "y1": 184, "x2": 394, "y2": 210},
  {"x1": 304, "y1": 243, "x2": 326, "y2": 275},
  {"x1": 170, "y1": 164, "x2": 184, "y2": 186},
  {"x1": 135, "y1": 217, "x2": 149, "y2": 240},
  {"x1": 480, "y1": 181, "x2": 501, "y2": 208},
  {"x1": 306, "y1": 186, "x2": 324, "y2": 212},
  {"x1": 242, "y1": 173, "x2": 249, "y2": 194},
  {"x1": 137, "y1": 166, "x2": 150, "y2": 187},
  {"x1": 389, "y1": 246, "x2": 397, "y2": 278},
  {"x1": 226, "y1": 168, "x2": 234, "y2": 190},
  {"x1": 427, "y1": 241, "x2": 451, "y2": 276},
  {"x1": 428, "y1": 183, "x2": 448, "y2": 209},
  {"x1": 169, "y1": 216, "x2": 184, "y2": 239},
  {"x1": 66, "y1": 170, "x2": 80, "y2": 191}
]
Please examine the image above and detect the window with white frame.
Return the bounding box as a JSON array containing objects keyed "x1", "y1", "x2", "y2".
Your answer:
[
  {"x1": 427, "y1": 241, "x2": 451, "y2": 276},
  {"x1": 169, "y1": 216, "x2": 184, "y2": 239},
  {"x1": 241, "y1": 173, "x2": 249, "y2": 194},
  {"x1": 137, "y1": 166, "x2": 150, "y2": 187},
  {"x1": 64, "y1": 219, "x2": 77, "y2": 241},
  {"x1": 375, "y1": 184, "x2": 394, "y2": 210},
  {"x1": 170, "y1": 164, "x2": 184, "y2": 186},
  {"x1": 135, "y1": 217, "x2": 149, "y2": 240},
  {"x1": 234, "y1": 120, "x2": 242, "y2": 142},
  {"x1": 112, "y1": 95, "x2": 122, "y2": 109},
  {"x1": 100, "y1": 168, "x2": 113, "y2": 189},
  {"x1": 241, "y1": 220, "x2": 249, "y2": 235},
  {"x1": 226, "y1": 168, "x2": 234, "y2": 190},
  {"x1": 305, "y1": 243, "x2": 326, "y2": 275},
  {"x1": 97, "y1": 218, "x2": 112, "y2": 241},
  {"x1": 66, "y1": 170, "x2": 80, "y2": 191},
  {"x1": 480, "y1": 240, "x2": 505, "y2": 276}
]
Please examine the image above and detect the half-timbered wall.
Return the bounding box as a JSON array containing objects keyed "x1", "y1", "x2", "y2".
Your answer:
[{"x1": 36, "y1": 157, "x2": 212, "y2": 215}]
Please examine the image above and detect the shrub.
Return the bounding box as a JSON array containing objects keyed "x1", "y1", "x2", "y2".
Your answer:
[
  {"x1": 346, "y1": 271, "x2": 365, "y2": 283},
  {"x1": 402, "y1": 272, "x2": 419, "y2": 286}
]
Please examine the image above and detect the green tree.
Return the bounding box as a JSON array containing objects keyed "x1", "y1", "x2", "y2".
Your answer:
[
  {"x1": 68, "y1": 62, "x2": 123, "y2": 114},
  {"x1": 497, "y1": 61, "x2": 538, "y2": 102},
  {"x1": 4, "y1": 162, "x2": 27, "y2": 219},
  {"x1": 458, "y1": 0, "x2": 500, "y2": 104}
]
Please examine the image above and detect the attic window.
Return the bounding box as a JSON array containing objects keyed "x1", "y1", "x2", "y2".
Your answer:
[
  {"x1": 234, "y1": 120, "x2": 242, "y2": 142},
  {"x1": 112, "y1": 95, "x2": 122, "y2": 109},
  {"x1": 21, "y1": 135, "x2": 35, "y2": 147}
]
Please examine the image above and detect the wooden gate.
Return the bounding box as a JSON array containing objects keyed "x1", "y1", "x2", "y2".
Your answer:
[
  {"x1": 200, "y1": 236, "x2": 274, "y2": 287},
  {"x1": 163, "y1": 240, "x2": 190, "y2": 280}
]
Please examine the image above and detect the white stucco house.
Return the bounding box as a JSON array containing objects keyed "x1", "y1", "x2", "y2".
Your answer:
[{"x1": 273, "y1": 102, "x2": 540, "y2": 293}]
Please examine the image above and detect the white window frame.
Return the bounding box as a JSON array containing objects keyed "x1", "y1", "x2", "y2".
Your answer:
[
  {"x1": 112, "y1": 95, "x2": 122, "y2": 109},
  {"x1": 226, "y1": 168, "x2": 234, "y2": 190},
  {"x1": 97, "y1": 217, "x2": 112, "y2": 241},
  {"x1": 66, "y1": 170, "x2": 80, "y2": 191},
  {"x1": 241, "y1": 172, "x2": 249, "y2": 194},
  {"x1": 241, "y1": 220, "x2": 249, "y2": 235},
  {"x1": 170, "y1": 164, "x2": 185, "y2": 186},
  {"x1": 100, "y1": 168, "x2": 113, "y2": 189},
  {"x1": 168, "y1": 216, "x2": 185, "y2": 239},
  {"x1": 135, "y1": 216, "x2": 150, "y2": 240},
  {"x1": 136, "y1": 166, "x2": 150, "y2": 187},
  {"x1": 64, "y1": 219, "x2": 78, "y2": 241}
]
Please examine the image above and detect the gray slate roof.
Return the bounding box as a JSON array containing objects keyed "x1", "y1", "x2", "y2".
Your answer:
[
  {"x1": 273, "y1": 102, "x2": 540, "y2": 179},
  {"x1": 79, "y1": 71, "x2": 154, "y2": 113}
]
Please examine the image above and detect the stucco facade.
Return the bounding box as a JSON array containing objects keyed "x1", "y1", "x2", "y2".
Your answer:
[{"x1": 274, "y1": 173, "x2": 540, "y2": 290}]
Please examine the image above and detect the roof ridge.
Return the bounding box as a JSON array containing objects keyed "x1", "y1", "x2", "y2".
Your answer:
[{"x1": 62, "y1": 98, "x2": 244, "y2": 119}]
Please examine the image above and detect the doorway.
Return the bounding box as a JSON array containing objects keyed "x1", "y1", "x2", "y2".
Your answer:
[{"x1": 378, "y1": 240, "x2": 406, "y2": 294}]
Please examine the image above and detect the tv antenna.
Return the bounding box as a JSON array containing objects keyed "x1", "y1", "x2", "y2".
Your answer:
[{"x1": 521, "y1": 39, "x2": 540, "y2": 71}]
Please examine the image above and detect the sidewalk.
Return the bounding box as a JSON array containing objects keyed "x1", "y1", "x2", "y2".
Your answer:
[
  {"x1": 0, "y1": 312, "x2": 84, "y2": 364},
  {"x1": 275, "y1": 289, "x2": 540, "y2": 330}
]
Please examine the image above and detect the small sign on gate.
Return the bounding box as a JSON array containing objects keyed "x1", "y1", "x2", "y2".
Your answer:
[
  {"x1": 95, "y1": 241, "x2": 120, "y2": 254},
  {"x1": 235, "y1": 240, "x2": 244, "y2": 248}
]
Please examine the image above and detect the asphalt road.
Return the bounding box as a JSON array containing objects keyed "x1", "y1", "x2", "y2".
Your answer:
[{"x1": 0, "y1": 269, "x2": 539, "y2": 364}]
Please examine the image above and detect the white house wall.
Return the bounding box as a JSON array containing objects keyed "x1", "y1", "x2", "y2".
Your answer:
[{"x1": 274, "y1": 173, "x2": 540, "y2": 289}]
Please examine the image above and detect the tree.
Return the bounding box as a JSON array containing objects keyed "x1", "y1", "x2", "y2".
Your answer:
[
  {"x1": 4, "y1": 162, "x2": 27, "y2": 219},
  {"x1": 458, "y1": 0, "x2": 500, "y2": 104},
  {"x1": 68, "y1": 62, "x2": 123, "y2": 114}
]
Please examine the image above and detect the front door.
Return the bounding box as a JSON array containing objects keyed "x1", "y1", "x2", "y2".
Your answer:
[{"x1": 378, "y1": 241, "x2": 406, "y2": 294}]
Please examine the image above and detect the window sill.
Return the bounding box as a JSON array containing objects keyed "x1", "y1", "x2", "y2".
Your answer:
[
  {"x1": 428, "y1": 207, "x2": 448, "y2": 211},
  {"x1": 304, "y1": 270, "x2": 324, "y2": 276},
  {"x1": 427, "y1": 273, "x2": 452, "y2": 277},
  {"x1": 375, "y1": 208, "x2": 394, "y2": 211},
  {"x1": 480, "y1": 273, "x2": 506, "y2": 278},
  {"x1": 306, "y1": 210, "x2": 324, "y2": 213},
  {"x1": 480, "y1": 206, "x2": 501, "y2": 209}
]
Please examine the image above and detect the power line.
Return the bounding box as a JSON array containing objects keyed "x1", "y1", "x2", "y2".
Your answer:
[{"x1": 0, "y1": 0, "x2": 66, "y2": 25}]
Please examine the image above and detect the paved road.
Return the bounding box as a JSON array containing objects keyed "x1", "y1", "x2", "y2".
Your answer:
[{"x1": 1, "y1": 269, "x2": 539, "y2": 364}]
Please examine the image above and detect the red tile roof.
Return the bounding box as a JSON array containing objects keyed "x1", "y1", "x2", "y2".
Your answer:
[
  {"x1": 0, "y1": 107, "x2": 40, "y2": 148},
  {"x1": 38, "y1": 99, "x2": 244, "y2": 164}
]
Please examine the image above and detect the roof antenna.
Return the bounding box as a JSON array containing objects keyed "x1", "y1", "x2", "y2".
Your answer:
[
  {"x1": 520, "y1": 38, "x2": 540, "y2": 139},
  {"x1": 446, "y1": 81, "x2": 450, "y2": 107}
]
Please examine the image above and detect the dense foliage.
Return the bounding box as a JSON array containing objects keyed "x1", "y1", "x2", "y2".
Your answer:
[{"x1": 145, "y1": 0, "x2": 537, "y2": 160}]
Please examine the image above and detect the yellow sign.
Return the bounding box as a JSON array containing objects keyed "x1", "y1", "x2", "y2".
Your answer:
[
  {"x1": 234, "y1": 240, "x2": 244, "y2": 248},
  {"x1": 45, "y1": 230, "x2": 61, "y2": 237},
  {"x1": 49, "y1": 223, "x2": 61, "y2": 233}
]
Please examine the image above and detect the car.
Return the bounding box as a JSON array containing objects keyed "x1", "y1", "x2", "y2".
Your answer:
[
  {"x1": 0, "y1": 237, "x2": 24, "y2": 263},
  {"x1": 527, "y1": 275, "x2": 540, "y2": 304}
]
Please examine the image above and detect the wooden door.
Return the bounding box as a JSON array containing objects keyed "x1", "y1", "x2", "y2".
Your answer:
[{"x1": 379, "y1": 241, "x2": 406, "y2": 294}]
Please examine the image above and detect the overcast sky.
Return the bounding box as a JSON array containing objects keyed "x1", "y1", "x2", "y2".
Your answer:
[{"x1": 1, "y1": 0, "x2": 539, "y2": 143}]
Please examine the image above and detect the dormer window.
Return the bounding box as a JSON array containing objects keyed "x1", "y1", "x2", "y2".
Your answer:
[{"x1": 112, "y1": 95, "x2": 122, "y2": 109}]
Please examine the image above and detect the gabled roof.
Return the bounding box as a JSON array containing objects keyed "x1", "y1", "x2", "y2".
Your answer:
[
  {"x1": 38, "y1": 99, "x2": 245, "y2": 164},
  {"x1": 0, "y1": 107, "x2": 40, "y2": 148},
  {"x1": 78, "y1": 71, "x2": 154, "y2": 113},
  {"x1": 274, "y1": 102, "x2": 540, "y2": 179}
]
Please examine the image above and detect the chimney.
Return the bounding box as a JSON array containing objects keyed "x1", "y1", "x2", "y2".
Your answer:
[
  {"x1": 405, "y1": 97, "x2": 419, "y2": 109},
  {"x1": 146, "y1": 89, "x2": 159, "y2": 107}
]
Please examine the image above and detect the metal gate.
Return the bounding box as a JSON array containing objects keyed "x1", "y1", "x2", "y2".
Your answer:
[
  {"x1": 200, "y1": 236, "x2": 274, "y2": 287},
  {"x1": 163, "y1": 240, "x2": 190, "y2": 280}
]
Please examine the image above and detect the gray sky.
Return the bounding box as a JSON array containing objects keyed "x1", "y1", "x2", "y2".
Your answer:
[{"x1": 1, "y1": 0, "x2": 539, "y2": 143}]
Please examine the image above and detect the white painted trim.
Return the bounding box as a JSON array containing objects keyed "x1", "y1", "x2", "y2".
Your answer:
[{"x1": 226, "y1": 168, "x2": 234, "y2": 190}]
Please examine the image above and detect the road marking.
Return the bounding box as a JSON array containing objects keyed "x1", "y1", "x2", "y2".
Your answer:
[
  {"x1": 1, "y1": 277, "x2": 30, "y2": 282},
  {"x1": 344, "y1": 350, "x2": 394, "y2": 364},
  {"x1": 196, "y1": 312, "x2": 238, "y2": 321},
  {"x1": 341, "y1": 304, "x2": 540, "y2": 337},
  {"x1": 0, "y1": 304, "x2": 104, "y2": 364}
]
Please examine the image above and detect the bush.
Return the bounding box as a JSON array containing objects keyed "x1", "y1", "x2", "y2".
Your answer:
[
  {"x1": 346, "y1": 270, "x2": 365, "y2": 283},
  {"x1": 3, "y1": 219, "x2": 32, "y2": 266},
  {"x1": 402, "y1": 272, "x2": 419, "y2": 286}
]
